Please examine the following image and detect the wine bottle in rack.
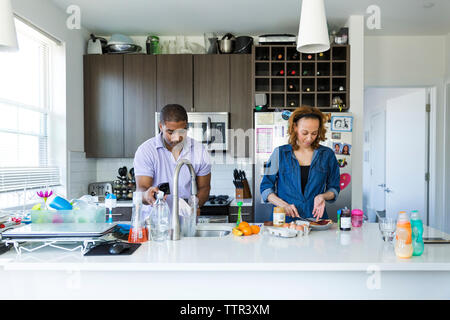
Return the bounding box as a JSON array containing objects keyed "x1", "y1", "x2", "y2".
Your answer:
[
  {"x1": 302, "y1": 70, "x2": 309, "y2": 76},
  {"x1": 276, "y1": 69, "x2": 285, "y2": 76},
  {"x1": 288, "y1": 69, "x2": 296, "y2": 76},
  {"x1": 307, "y1": 54, "x2": 313, "y2": 60},
  {"x1": 287, "y1": 84, "x2": 297, "y2": 91},
  {"x1": 304, "y1": 87, "x2": 311, "y2": 92},
  {"x1": 276, "y1": 53, "x2": 284, "y2": 60},
  {"x1": 291, "y1": 52, "x2": 299, "y2": 60},
  {"x1": 288, "y1": 100, "x2": 297, "y2": 107}
]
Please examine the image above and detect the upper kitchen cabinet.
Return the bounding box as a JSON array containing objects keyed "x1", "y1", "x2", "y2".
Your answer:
[
  {"x1": 124, "y1": 55, "x2": 157, "y2": 157},
  {"x1": 230, "y1": 54, "x2": 252, "y2": 131},
  {"x1": 84, "y1": 55, "x2": 124, "y2": 158},
  {"x1": 230, "y1": 54, "x2": 253, "y2": 157},
  {"x1": 193, "y1": 55, "x2": 230, "y2": 112},
  {"x1": 156, "y1": 54, "x2": 193, "y2": 112}
]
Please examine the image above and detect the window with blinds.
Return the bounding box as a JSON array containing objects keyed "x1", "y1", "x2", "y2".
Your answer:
[{"x1": 0, "y1": 18, "x2": 60, "y2": 195}]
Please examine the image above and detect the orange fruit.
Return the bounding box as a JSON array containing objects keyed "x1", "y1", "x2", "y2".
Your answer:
[
  {"x1": 241, "y1": 226, "x2": 253, "y2": 236},
  {"x1": 250, "y1": 225, "x2": 260, "y2": 234},
  {"x1": 238, "y1": 221, "x2": 250, "y2": 231}
]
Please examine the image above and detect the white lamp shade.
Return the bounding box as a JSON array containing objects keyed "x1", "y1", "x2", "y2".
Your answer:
[
  {"x1": 296, "y1": 0, "x2": 330, "y2": 54},
  {"x1": 0, "y1": 0, "x2": 18, "y2": 52}
]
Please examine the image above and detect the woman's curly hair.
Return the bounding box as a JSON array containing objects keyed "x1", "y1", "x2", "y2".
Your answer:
[{"x1": 288, "y1": 106, "x2": 327, "y2": 150}]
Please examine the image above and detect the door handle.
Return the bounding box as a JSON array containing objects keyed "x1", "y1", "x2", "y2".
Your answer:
[
  {"x1": 378, "y1": 184, "x2": 386, "y2": 188},
  {"x1": 384, "y1": 187, "x2": 392, "y2": 193},
  {"x1": 206, "y1": 117, "x2": 212, "y2": 145}
]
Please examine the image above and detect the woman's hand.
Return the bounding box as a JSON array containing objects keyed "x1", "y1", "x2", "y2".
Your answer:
[
  {"x1": 312, "y1": 194, "x2": 326, "y2": 221},
  {"x1": 267, "y1": 193, "x2": 299, "y2": 218},
  {"x1": 282, "y1": 204, "x2": 300, "y2": 218}
]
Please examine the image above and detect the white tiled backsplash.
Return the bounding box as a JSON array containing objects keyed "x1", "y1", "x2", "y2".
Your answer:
[
  {"x1": 68, "y1": 151, "x2": 253, "y2": 200},
  {"x1": 96, "y1": 158, "x2": 134, "y2": 182},
  {"x1": 68, "y1": 151, "x2": 97, "y2": 199}
]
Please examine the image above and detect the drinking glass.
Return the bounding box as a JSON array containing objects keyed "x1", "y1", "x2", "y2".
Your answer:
[{"x1": 378, "y1": 218, "x2": 396, "y2": 242}]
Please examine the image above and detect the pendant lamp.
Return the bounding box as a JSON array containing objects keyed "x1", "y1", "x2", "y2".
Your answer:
[
  {"x1": 296, "y1": 0, "x2": 330, "y2": 54},
  {"x1": 0, "y1": 0, "x2": 18, "y2": 52}
]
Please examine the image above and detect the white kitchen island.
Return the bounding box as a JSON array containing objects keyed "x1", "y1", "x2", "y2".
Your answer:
[{"x1": 0, "y1": 223, "x2": 450, "y2": 300}]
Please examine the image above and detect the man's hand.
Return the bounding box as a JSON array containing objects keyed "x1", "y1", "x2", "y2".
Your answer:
[{"x1": 143, "y1": 186, "x2": 160, "y2": 206}]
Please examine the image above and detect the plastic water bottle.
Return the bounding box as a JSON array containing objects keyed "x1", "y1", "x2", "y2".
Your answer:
[
  {"x1": 411, "y1": 210, "x2": 424, "y2": 256},
  {"x1": 150, "y1": 191, "x2": 169, "y2": 241},
  {"x1": 395, "y1": 211, "x2": 413, "y2": 259}
]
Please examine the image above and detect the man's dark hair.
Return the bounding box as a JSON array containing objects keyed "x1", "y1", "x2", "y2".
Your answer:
[{"x1": 160, "y1": 104, "x2": 188, "y2": 123}]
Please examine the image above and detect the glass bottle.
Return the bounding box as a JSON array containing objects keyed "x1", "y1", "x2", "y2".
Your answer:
[
  {"x1": 128, "y1": 191, "x2": 148, "y2": 243},
  {"x1": 395, "y1": 211, "x2": 413, "y2": 258},
  {"x1": 149, "y1": 191, "x2": 169, "y2": 241}
]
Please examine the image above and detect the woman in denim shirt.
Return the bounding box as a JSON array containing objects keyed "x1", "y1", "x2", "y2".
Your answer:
[{"x1": 260, "y1": 106, "x2": 340, "y2": 222}]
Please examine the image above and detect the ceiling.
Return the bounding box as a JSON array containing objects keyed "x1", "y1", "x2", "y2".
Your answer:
[{"x1": 51, "y1": 0, "x2": 450, "y2": 36}]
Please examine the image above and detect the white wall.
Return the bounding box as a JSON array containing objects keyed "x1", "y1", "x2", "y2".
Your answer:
[
  {"x1": 12, "y1": 0, "x2": 90, "y2": 198},
  {"x1": 444, "y1": 33, "x2": 450, "y2": 233},
  {"x1": 345, "y1": 16, "x2": 365, "y2": 211},
  {"x1": 365, "y1": 35, "x2": 448, "y2": 232}
]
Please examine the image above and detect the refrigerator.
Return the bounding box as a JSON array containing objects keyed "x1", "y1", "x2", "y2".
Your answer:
[{"x1": 253, "y1": 112, "x2": 353, "y2": 222}]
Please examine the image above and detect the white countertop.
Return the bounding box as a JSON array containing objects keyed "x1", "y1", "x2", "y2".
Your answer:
[
  {"x1": 1, "y1": 223, "x2": 450, "y2": 272},
  {"x1": 229, "y1": 199, "x2": 253, "y2": 206}
]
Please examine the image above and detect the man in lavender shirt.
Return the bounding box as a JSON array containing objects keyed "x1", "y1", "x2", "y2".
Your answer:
[{"x1": 133, "y1": 104, "x2": 211, "y2": 212}]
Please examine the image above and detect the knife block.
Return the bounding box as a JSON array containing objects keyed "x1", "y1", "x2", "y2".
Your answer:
[{"x1": 235, "y1": 179, "x2": 252, "y2": 200}]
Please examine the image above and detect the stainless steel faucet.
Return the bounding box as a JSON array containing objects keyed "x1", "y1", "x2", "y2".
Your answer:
[{"x1": 170, "y1": 159, "x2": 197, "y2": 240}]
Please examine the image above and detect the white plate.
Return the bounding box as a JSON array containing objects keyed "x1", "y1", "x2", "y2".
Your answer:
[{"x1": 308, "y1": 220, "x2": 333, "y2": 231}]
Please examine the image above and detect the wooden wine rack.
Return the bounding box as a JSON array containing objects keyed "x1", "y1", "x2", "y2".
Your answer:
[{"x1": 252, "y1": 44, "x2": 350, "y2": 111}]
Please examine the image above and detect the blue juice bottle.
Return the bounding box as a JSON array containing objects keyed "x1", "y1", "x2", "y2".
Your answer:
[{"x1": 410, "y1": 210, "x2": 424, "y2": 256}]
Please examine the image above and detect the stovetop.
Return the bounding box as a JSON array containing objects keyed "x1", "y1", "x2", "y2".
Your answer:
[{"x1": 203, "y1": 195, "x2": 233, "y2": 206}]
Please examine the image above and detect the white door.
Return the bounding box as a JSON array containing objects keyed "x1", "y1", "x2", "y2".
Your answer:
[
  {"x1": 385, "y1": 89, "x2": 427, "y2": 220},
  {"x1": 370, "y1": 111, "x2": 386, "y2": 213}
]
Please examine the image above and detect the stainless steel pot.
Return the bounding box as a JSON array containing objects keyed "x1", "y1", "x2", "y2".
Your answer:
[{"x1": 218, "y1": 33, "x2": 235, "y2": 54}]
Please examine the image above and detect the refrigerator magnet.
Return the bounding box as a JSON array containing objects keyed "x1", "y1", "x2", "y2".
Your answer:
[
  {"x1": 340, "y1": 173, "x2": 351, "y2": 190},
  {"x1": 333, "y1": 142, "x2": 343, "y2": 154},
  {"x1": 338, "y1": 158, "x2": 348, "y2": 168},
  {"x1": 331, "y1": 115, "x2": 353, "y2": 132},
  {"x1": 331, "y1": 132, "x2": 341, "y2": 140},
  {"x1": 341, "y1": 144, "x2": 351, "y2": 155}
]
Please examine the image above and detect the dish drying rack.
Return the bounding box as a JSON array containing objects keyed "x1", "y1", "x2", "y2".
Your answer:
[
  {"x1": 0, "y1": 223, "x2": 118, "y2": 255},
  {"x1": 2, "y1": 237, "x2": 108, "y2": 255}
]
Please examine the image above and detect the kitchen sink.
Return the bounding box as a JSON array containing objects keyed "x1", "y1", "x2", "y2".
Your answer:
[
  {"x1": 192, "y1": 229, "x2": 231, "y2": 237},
  {"x1": 187, "y1": 225, "x2": 232, "y2": 237}
]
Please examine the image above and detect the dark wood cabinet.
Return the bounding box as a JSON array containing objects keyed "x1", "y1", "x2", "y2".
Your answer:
[
  {"x1": 230, "y1": 54, "x2": 253, "y2": 157},
  {"x1": 84, "y1": 54, "x2": 253, "y2": 158},
  {"x1": 84, "y1": 55, "x2": 124, "y2": 158},
  {"x1": 111, "y1": 207, "x2": 132, "y2": 222},
  {"x1": 156, "y1": 54, "x2": 193, "y2": 112},
  {"x1": 124, "y1": 55, "x2": 157, "y2": 157},
  {"x1": 228, "y1": 205, "x2": 254, "y2": 223},
  {"x1": 193, "y1": 55, "x2": 230, "y2": 112},
  {"x1": 230, "y1": 54, "x2": 252, "y2": 131}
]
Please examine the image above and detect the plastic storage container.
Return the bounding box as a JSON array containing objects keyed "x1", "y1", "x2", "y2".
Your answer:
[
  {"x1": 410, "y1": 210, "x2": 424, "y2": 256},
  {"x1": 351, "y1": 209, "x2": 364, "y2": 227},
  {"x1": 30, "y1": 207, "x2": 106, "y2": 224}
]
